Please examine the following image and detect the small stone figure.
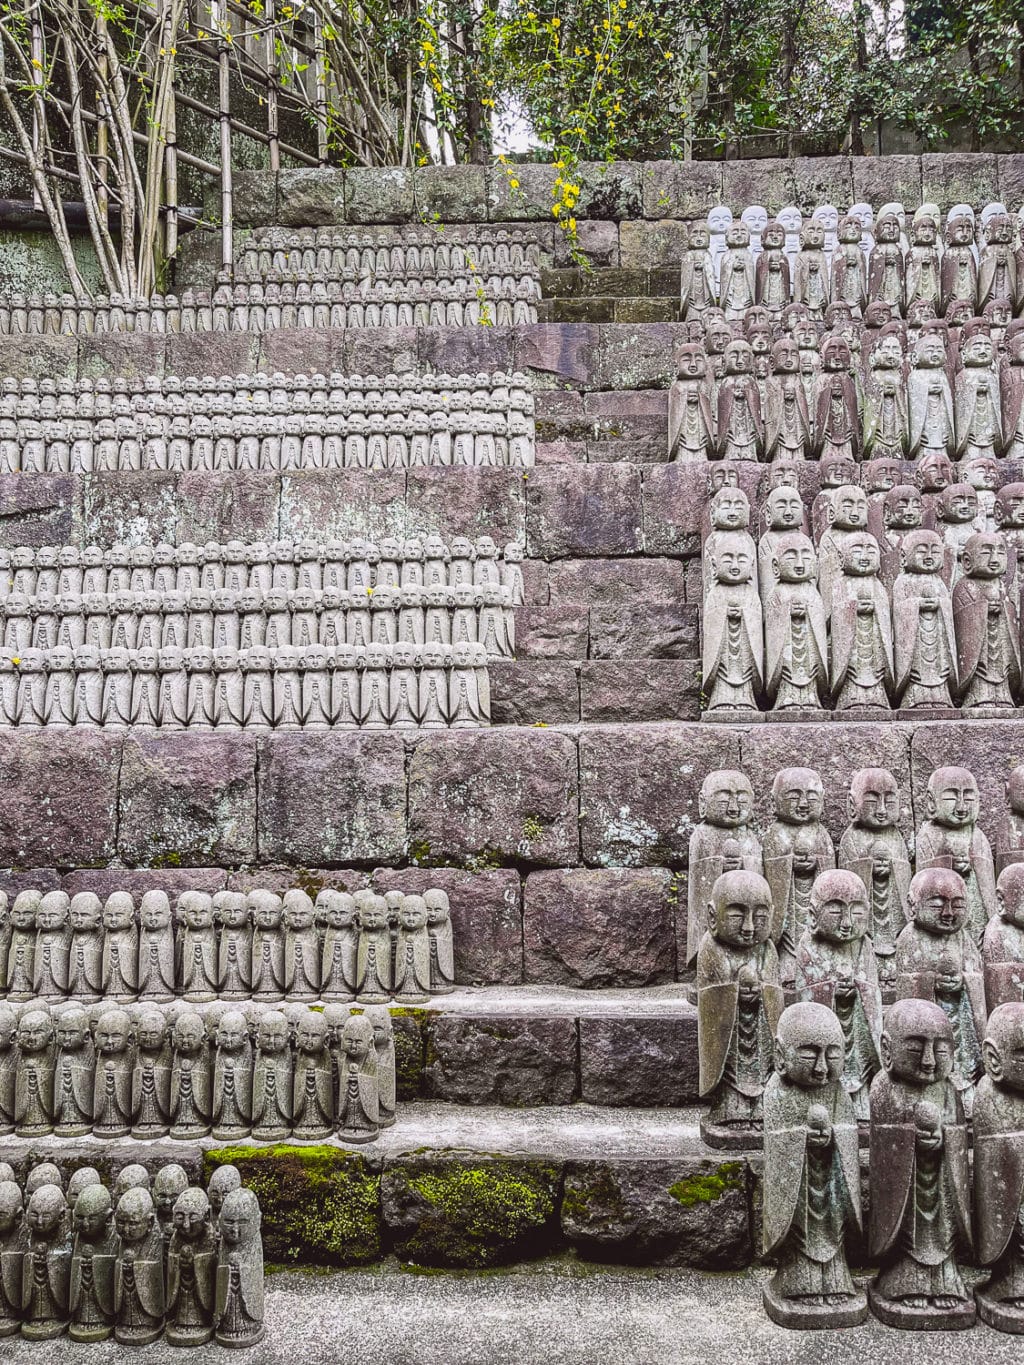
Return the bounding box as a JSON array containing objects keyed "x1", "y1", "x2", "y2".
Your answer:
[
  {"x1": 177, "y1": 891, "x2": 220, "y2": 1004},
  {"x1": 207, "y1": 1166, "x2": 241, "y2": 1235},
  {"x1": 702, "y1": 530, "x2": 763, "y2": 717},
  {"x1": 838, "y1": 768, "x2": 911, "y2": 992},
  {"x1": 215, "y1": 892, "x2": 252, "y2": 1000},
  {"x1": 868, "y1": 998, "x2": 974, "y2": 1329},
  {"x1": 896, "y1": 868, "x2": 987, "y2": 1116},
  {"x1": 336, "y1": 1014, "x2": 380, "y2": 1143},
  {"x1": 137, "y1": 890, "x2": 175, "y2": 1002},
  {"x1": 291, "y1": 1010, "x2": 333, "y2": 1139},
  {"x1": 92, "y1": 1008, "x2": 134, "y2": 1139},
  {"x1": 956, "y1": 325, "x2": 1002, "y2": 463},
  {"x1": 53, "y1": 1007, "x2": 94, "y2": 1137},
  {"x1": 697, "y1": 870, "x2": 784, "y2": 1149},
  {"x1": 166, "y1": 1188, "x2": 217, "y2": 1346},
  {"x1": 917, "y1": 766, "x2": 998, "y2": 944},
  {"x1": 355, "y1": 892, "x2": 393, "y2": 1003},
  {"x1": 765, "y1": 337, "x2": 812, "y2": 463},
  {"x1": 828, "y1": 532, "x2": 894, "y2": 712},
  {"x1": 69, "y1": 1184, "x2": 117, "y2": 1342},
  {"x1": 153, "y1": 1164, "x2": 189, "y2": 1257},
  {"x1": 113, "y1": 1188, "x2": 165, "y2": 1345},
  {"x1": 131, "y1": 1006, "x2": 171, "y2": 1139},
  {"x1": 5, "y1": 890, "x2": 38, "y2": 1001},
  {"x1": 972, "y1": 1003, "x2": 1024, "y2": 1331},
  {"x1": 762, "y1": 1002, "x2": 866, "y2": 1329},
  {"x1": 687, "y1": 770, "x2": 763, "y2": 968},
  {"x1": 908, "y1": 332, "x2": 955, "y2": 461},
  {"x1": 33, "y1": 890, "x2": 70, "y2": 1000},
  {"x1": 364, "y1": 1004, "x2": 397, "y2": 1128},
  {"x1": 0, "y1": 1179, "x2": 23, "y2": 1335},
  {"x1": 70, "y1": 894, "x2": 105, "y2": 1001},
  {"x1": 101, "y1": 892, "x2": 138, "y2": 1002},
  {"x1": 891, "y1": 529, "x2": 958, "y2": 709},
  {"x1": 0, "y1": 1008, "x2": 15, "y2": 1134},
  {"x1": 817, "y1": 484, "x2": 870, "y2": 615},
  {"x1": 863, "y1": 332, "x2": 908, "y2": 461},
  {"x1": 249, "y1": 890, "x2": 285, "y2": 1002},
  {"x1": 21, "y1": 1185, "x2": 71, "y2": 1340},
  {"x1": 424, "y1": 887, "x2": 455, "y2": 994},
  {"x1": 667, "y1": 345, "x2": 715, "y2": 462},
  {"x1": 169, "y1": 1010, "x2": 212, "y2": 1139},
  {"x1": 392, "y1": 894, "x2": 432, "y2": 1002},
  {"x1": 764, "y1": 532, "x2": 828, "y2": 713},
  {"x1": 716, "y1": 339, "x2": 764, "y2": 461},
  {"x1": 984, "y1": 864, "x2": 1024, "y2": 1009},
  {"x1": 282, "y1": 889, "x2": 321, "y2": 1001},
  {"x1": 813, "y1": 336, "x2": 859, "y2": 463},
  {"x1": 763, "y1": 768, "x2": 837, "y2": 988},
  {"x1": 252, "y1": 1009, "x2": 293, "y2": 1142},
  {"x1": 758, "y1": 485, "x2": 806, "y2": 601},
  {"x1": 15, "y1": 1008, "x2": 54, "y2": 1137},
  {"x1": 319, "y1": 890, "x2": 358, "y2": 1002},
  {"x1": 703, "y1": 484, "x2": 755, "y2": 594},
  {"x1": 215, "y1": 1188, "x2": 265, "y2": 1349},
  {"x1": 953, "y1": 531, "x2": 1020, "y2": 710},
  {"x1": 795, "y1": 871, "x2": 882, "y2": 1120},
  {"x1": 997, "y1": 766, "x2": 1024, "y2": 876},
  {"x1": 212, "y1": 1010, "x2": 253, "y2": 1141}
]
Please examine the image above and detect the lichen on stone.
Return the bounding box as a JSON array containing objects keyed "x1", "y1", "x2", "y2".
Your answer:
[{"x1": 668, "y1": 1162, "x2": 744, "y2": 1207}]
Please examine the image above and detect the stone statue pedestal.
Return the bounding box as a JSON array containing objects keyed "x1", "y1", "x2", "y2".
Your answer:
[
  {"x1": 766, "y1": 707, "x2": 823, "y2": 724},
  {"x1": 830, "y1": 706, "x2": 892, "y2": 723},
  {"x1": 763, "y1": 1279, "x2": 868, "y2": 1330},
  {"x1": 976, "y1": 1287, "x2": 1024, "y2": 1334},
  {"x1": 702, "y1": 709, "x2": 765, "y2": 725},
  {"x1": 868, "y1": 1284, "x2": 976, "y2": 1331},
  {"x1": 960, "y1": 704, "x2": 1020, "y2": 720},
  {"x1": 894, "y1": 705, "x2": 962, "y2": 721},
  {"x1": 699, "y1": 1113, "x2": 761, "y2": 1150}
]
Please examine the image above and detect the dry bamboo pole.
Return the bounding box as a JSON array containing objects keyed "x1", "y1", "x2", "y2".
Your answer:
[
  {"x1": 28, "y1": 7, "x2": 43, "y2": 209},
  {"x1": 95, "y1": 12, "x2": 109, "y2": 226},
  {"x1": 312, "y1": 4, "x2": 328, "y2": 166},
  {"x1": 216, "y1": 0, "x2": 233, "y2": 271},
  {"x1": 265, "y1": 0, "x2": 279, "y2": 172}
]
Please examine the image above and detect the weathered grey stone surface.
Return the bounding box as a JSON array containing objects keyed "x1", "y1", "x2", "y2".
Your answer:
[
  {"x1": 578, "y1": 1014, "x2": 699, "y2": 1106},
  {"x1": 0, "y1": 474, "x2": 78, "y2": 547},
  {"x1": 424, "y1": 1014, "x2": 577, "y2": 1105},
  {"x1": 527, "y1": 465, "x2": 642, "y2": 558},
  {"x1": 0, "y1": 730, "x2": 120, "y2": 865}
]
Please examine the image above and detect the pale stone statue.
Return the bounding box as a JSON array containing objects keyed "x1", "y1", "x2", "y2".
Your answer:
[
  {"x1": 762, "y1": 1001, "x2": 866, "y2": 1329},
  {"x1": 793, "y1": 220, "x2": 830, "y2": 315},
  {"x1": 393, "y1": 894, "x2": 432, "y2": 1002},
  {"x1": 716, "y1": 339, "x2": 763, "y2": 461},
  {"x1": 252, "y1": 1009, "x2": 292, "y2": 1142},
  {"x1": 763, "y1": 768, "x2": 836, "y2": 989},
  {"x1": 165, "y1": 1187, "x2": 217, "y2": 1346},
  {"x1": 838, "y1": 768, "x2": 911, "y2": 992},
  {"x1": 355, "y1": 892, "x2": 394, "y2": 1003},
  {"x1": 813, "y1": 336, "x2": 859, "y2": 462},
  {"x1": 764, "y1": 337, "x2": 812, "y2": 463},
  {"x1": 697, "y1": 870, "x2": 784, "y2": 1149},
  {"x1": 905, "y1": 214, "x2": 942, "y2": 315},
  {"x1": 936, "y1": 483, "x2": 980, "y2": 587},
  {"x1": 249, "y1": 890, "x2": 285, "y2": 1002},
  {"x1": 758, "y1": 485, "x2": 806, "y2": 597},
  {"x1": 953, "y1": 531, "x2": 1020, "y2": 710},
  {"x1": 984, "y1": 865, "x2": 1024, "y2": 1014},
  {"x1": 0, "y1": 1180, "x2": 22, "y2": 1333},
  {"x1": 53, "y1": 1007, "x2": 94, "y2": 1137},
  {"x1": 917, "y1": 766, "x2": 998, "y2": 943},
  {"x1": 718, "y1": 222, "x2": 756, "y2": 320},
  {"x1": 92, "y1": 1007, "x2": 134, "y2": 1139},
  {"x1": 101, "y1": 892, "x2": 138, "y2": 1002},
  {"x1": 908, "y1": 332, "x2": 955, "y2": 461},
  {"x1": 21, "y1": 1185, "x2": 71, "y2": 1340},
  {"x1": 956, "y1": 326, "x2": 1002, "y2": 462},
  {"x1": 679, "y1": 222, "x2": 715, "y2": 319},
  {"x1": 764, "y1": 532, "x2": 828, "y2": 714},
  {"x1": 169, "y1": 1010, "x2": 212, "y2": 1140},
  {"x1": 703, "y1": 485, "x2": 755, "y2": 594},
  {"x1": 424, "y1": 888, "x2": 455, "y2": 994},
  {"x1": 113, "y1": 1188, "x2": 165, "y2": 1345},
  {"x1": 153, "y1": 1163, "x2": 189, "y2": 1253},
  {"x1": 177, "y1": 891, "x2": 219, "y2": 1003},
  {"x1": 212, "y1": 1010, "x2": 253, "y2": 1141},
  {"x1": 291, "y1": 1010, "x2": 333, "y2": 1140},
  {"x1": 214, "y1": 891, "x2": 252, "y2": 1000},
  {"x1": 896, "y1": 867, "x2": 987, "y2": 1116},
  {"x1": 868, "y1": 213, "x2": 906, "y2": 310},
  {"x1": 215, "y1": 1188, "x2": 265, "y2": 1348},
  {"x1": 137, "y1": 890, "x2": 175, "y2": 1002},
  {"x1": 996, "y1": 766, "x2": 1024, "y2": 875},
  {"x1": 828, "y1": 532, "x2": 894, "y2": 712},
  {"x1": 830, "y1": 215, "x2": 867, "y2": 315},
  {"x1": 15, "y1": 1008, "x2": 55, "y2": 1137},
  {"x1": 364, "y1": 1004, "x2": 397, "y2": 1127},
  {"x1": 702, "y1": 531, "x2": 763, "y2": 717},
  {"x1": 33, "y1": 890, "x2": 70, "y2": 1000},
  {"x1": 755, "y1": 219, "x2": 790, "y2": 314},
  {"x1": 207, "y1": 1165, "x2": 241, "y2": 1232},
  {"x1": 5, "y1": 890, "x2": 38, "y2": 1000},
  {"x1": 319, "y1": 890, "x2": 358, "y2": 1001},
  {"x1": 868, "y1": 998, "x2": 974, "y2": 1329},
  {"x1": 817, "y1": 484, "x2": 870, "y2": 615},
  {"x1": 879, "y1": 485, "x2": 925, "y2": 592},
  {"x1": 69, "y1": 1184, "x2": 117, "y2": 1342},
  {"x1": 686, "y1": 770, "x2": 762, "y2": 968},
  {"x1": 336, "y1": 1014, "x2": 380, "y2": 1143},
  {"x1": 862, "y1": 333, "x2": 908, "y2": 461},
  {"x1": 282, "y1": 889, "x2": 321, "y2": 1000},
  {"x1": 0, "y1": 1008, "x2": 15, "y2": 1134},
  {"x1": 131, "y1": 1007, "x2": 172, "y2": 1139}
]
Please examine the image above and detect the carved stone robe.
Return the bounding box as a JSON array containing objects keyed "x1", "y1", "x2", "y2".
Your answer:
[
  {"x1": 828, "y1": 570, "x2": 894, "y2": 710},
  {"x1": 891, "y1": 571, "x2": 957, "y2": 708},
  {"x1": 916, "y1": 819, "x2": 998, "y2": 944},
  {"x1": 764, "y1": 580, "x2": 828, "y2": 711},
  {"x1": 896, "y1": 924, "x2": 987, "y2": 1103},
  {"x1": 983, "y1": 914, "x2": 1024, "y2": 1010},
  {"x1": 795, "y1": 933, "x2": 883, "y2": 1119},
  {"x1": 697, "y1": 934, "x2": 784, "y2": 1125},
  {"x1": 953, "y1": 574, "x2": 1020, "y2": 709},
  {"x1": 974, "y1": 1077, "x2": 1024, "y2": 1296},
  {"x1": 763, "y1": 820, "x2": 836, "y2": 982}
]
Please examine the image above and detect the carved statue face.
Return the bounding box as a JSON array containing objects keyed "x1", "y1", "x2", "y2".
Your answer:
[
  {"x1": 762, "y1": 221, "x2": 785, "y2": 250},
  {"x1": 700, "y1": 771, "x2": 754, "y2": 827},
  {"x1": 767, "y1": 488, "x2": 803, "y2": 530},
  {"x1": 296, "y1": 1017, "x2": 327, "y2": 1054},
  {"x1": 966, "y1": 457, "x2": 999, "y2": 493},
  {"x1": 9, "y1": 897, "x2": 37, "y2": 930},
  {"x1": 183, "y1": 896, "x2": 213, "y2": 931},
  {"x1": 884, "y1": 487, "x2": 922, "y2": 529},
  {"x1": 997, "y1": 865, "x2": 1024, "y2": 929},
  {"x1": 777, "y1": 206, "x2": 801, "y2": 235},
  {"x1": 359, "y1": 899, "x2": 388, "y2": 931},
  {"x1": 216, "y1": 1013, "x2": 248, "y2": 1051},
  {"x1": 219, "y1": 1192, "x2": 257, "y2": 1248},
  {"x1": 710, "y1": 488, "x2": 749, "y2": 530},
  {"x1": 774, "y1": 536, "x2": 815, "y2": 583},
  {"x1": 399, "y1": 897, "x2": 428, "y2": 931},
  {"x1": 35, "y1": 894, "x2": 69, "y2": 932},
  {"x1": 910, "y1": 867, "x2": 969, "y2": 934},
  {"x1": 74, "y1": 1192, "x2": 112, "y2": 1240},
  {"x1": 810, "y1": 872, "x2": 870, "y2": 944},
  {"x1": 136, "y1": 1013, "x2": 167, "y2": 1051},
  {"x1": 173, "y1": 1014, "x2": 205, "y2": 1054},
  {"x1": 963, "y1": 533, "x2": 1007, "y2": 579},
  {"x1": 841, "y1": 531, "x2": 880, "y2": 577},
  {"x1": 872, "y1": 334, "x2": 903, "y2": 370},
  {"x1": 95, "y1": 1012, "x2": 130, "y2": 1054},
  {"x1": 139, "y1": 895, "x2": 171, "y2": 931},
  {"x1": 709, "y1": 871, "x2": 773, "y2": 947},
  {"x1": 883, "y1": 1000, "x2": 954, "y2": 1085},
  {"x1": 17, "y1": 1012, "x2": 51, "y2": 1053},
  {"x1": 713, "y1": 540, "x2": 754, "y2": 586},
  {"x1": 917, "y1": 453, "x2": 951, "y2": 494},
  {"x1": 115, "y1": 1194, "x2": 154, "y2": 1244},
  {"x1": 172, "y1": 1192, "x2": 210, "y2": 1241},
  {"x1": 69, "y1": 893, "x2": 102, "y2": 932},
  {"x1": 965, "y1": 334, "x2": 995, "y2": 368},
  {"x1": 257, "y1": 1013, "x2": 288, "y2": 1053},
  {"x1": 723, "y1": 340, "x2": 754, "y2": 376},
  {"x1": 848, "y1": 768, "x2": 899, "y2": 830},
  {"x1": 822, "y1": 457, "x2": 857, "y2": 490},
  {"x1": 776, "y1": 1007, "x2": 844, "y2": 1088},
  {"x1": 927, "y1": 768, "x2": 979, "y2": 827},
  {"x1": 675, "y1": 345, "x2": 706, "y2": 380},
  {"x1": 942, "y1": 485, "x2": 978, "y2": 523},
  {"x1": 831, "y1": 486, "x2": 868, "y2": 529},
  {"x1": 56, "y1": 1013, "x2": 88, "y2": 1050},
  {"x1": 741, "y1": 205, "x2": 768, "y2": 235},
  {"x1": 27, "y1": 1188, "x2": 65, "y2": 1235},
  {"x1": 864, "y1": 459, "x2": 900, "y2": 494},
  {"x1": 707, "y1": 205, "x2": 732, "y2": 235},
  {"x1": 0, "y1": 1013, "x2": 15, "y2": 1050},
  {"x1": 875, "y1": 214, "x2": 900, "y2": 244},
  {"x1": 773, "y1": 769, "x2": 824, "y2": 824}
]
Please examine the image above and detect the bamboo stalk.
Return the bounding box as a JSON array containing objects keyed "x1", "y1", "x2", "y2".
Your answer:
[
  {"x1": 265, "y1": 0, "x2": 279, "y2": 172},
  {"x1": 217, "y1": 0, "x2": 233, "y2": 272}
]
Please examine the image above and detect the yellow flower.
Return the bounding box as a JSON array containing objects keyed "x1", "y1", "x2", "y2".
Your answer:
[
  {"x1": 509, "y1": 177, "x2": 520, "y2": 189},
  {"x1": 664, "y1": 49, "x2": 673, "y2": 58},
  {"x1": 550, "y1": 15, "x2": 560, "y2": 25},
  {"x1": 10, "y1": 657, "x2": 20, "y2": 666}
]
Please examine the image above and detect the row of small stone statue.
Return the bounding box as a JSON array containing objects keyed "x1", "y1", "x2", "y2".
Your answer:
[
  {"x1": 1, "y1": 885, "x2": 455, "y2": 1004},
  {"x1": 683, "y1": 201, "x2": 1024, "y2": 318},
  {"x1": 0, "y1": 277, "x2": 537, "y2": 337},
  {"x1": 0, "y1": 535, "x2": 526, "y2": 602},
  {"x1": 236, "y1": 223, "x2": 542, "y2": 277},
  {"x1": 703, "y1": 481, "x2": 1023, "y2": 714},
  {"x1": 670, "y1": 318, "x2": 1024, "y2": 463},
  {"x1": 0, "y1": 1160, "x2": 264, "y2": 1346},
  {"x1": 0, "y1": 998, "x2": 396, "y2": 1147}
]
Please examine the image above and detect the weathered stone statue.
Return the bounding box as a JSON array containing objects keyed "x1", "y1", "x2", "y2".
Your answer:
[
  {"x1": 936, "y1": 482, "x2": 980, "y2": 588},
  {"x1": 69, "y1": 1184, "x2": 117, "y2": 1342},
  {"x1": 15, "y1": 1008, "x2": 54, "y2": 1137},
  {"x1": 252, "y1": 1008, "x2": 292, "y2": 1142},
  {"x1": 757, "y1": 484, "x2": 805, "y2": 598},
  {"x1": 716, "y1": 339, "x2": 763, "y2": 461},
  {"x1": 997, "y1": 766, "x2": 1024, "y2": 875},
  {"x1": 249, "y1": 890, "x2": 285, "y2": 1001},
  {"x1": 827, "y1": 532, "x2": 893, "y2": 712},
  {"x1": 0, "y1": 1180, "x2": 22, "y2": 1335},
  {"x1": 282, "y1": 889, "x2": 321, "y2": 1001},
  {"x1": 207, "y1": 1166, "x2": 241, "y2": 1235},
  {"x1": 974, "y1": 1002, "x2": 1024, "y2": 1330},
  {"x1": 212, "y1": 1010, "x2": 253, "y2": 1141},
  {"x1": 33, "y1": 890, "x2": 70, "y2": 1000},
  {"x1": 214, "y1": 892, "x2": 251, "y2": 1000},
  {"x1": 363, "y1": 1004, "x2": 397, "y2": 1128},
  {"x1": 215, "y1": 1188, "x2": 265, "y2": 1349},
  {"x1": 817, "y1": 484, "x2": 870, "y2": 615},
  {"x1": 763, "y1": 768, "x2": 836, "y2": 989},
  {"x1": 764, "y1": 532, "x2": 828, "y2": 714},
  {"x1": 764, "y1": 338, "x2": 812, "y2": 463},
  {"x1": 956, "y1": 326, "x2": 1002, "y2": 462},
  {"x1": 756, "y1": 219, "x2": 791, "y2": 314},
  {"x1": 336, "y1": 1014, "x2": 380, "y2": 1143},
  {"x1": 101, "y1": 892, "x2": 138, "y2": 1002},
  {"x1": 917, "y1": 766, "x2": 997, "y2": 943},
  {"x1": 905, "y1": 214, "x2": 942, "y2": 315},
  {"x1": 393, "y1": 894, "x2": 433, "y2": 1002},
  {"x1": 177, "y1": 891, "x2": 219, "y2": 1003},
  {"x1": 878, "y1": 484, "x2": 925, "y2": 591},
  {"x1": 169, "y1": 1010, "x2": 212, "y2": 1140},
  {"x1": 686, "y1": 771, "x2": 762, "y2": 969},
  {"x1": 868, "y1": 998, "x2": 975, "y2": 1329},
  {"x1": 53, "y1": 1007, "x2": 94, "y2": 1137},
  {"x1": 702, "y1": 530, "x2": 763, "y2": 717},
  {"x1": 697, "y1": 870, "x2": 784, "y2": 1148},
  {"x1": 836, "y1": 768, "x2": 911, "y2": 993},
  {"x1": 953, "y1": 531, "x2": 1020, "y2": 710},
  {"x1": 153, "y1": 1164, "x2": 189, "y2": 1258},
  {"x1": 831, "y1": 215, "x2": 867, "y2": 315},
  {"x1": 319, "y1": 890, "x2": 358, "y2": 1001},
  {"x1": 985, "y1": 864, "x2": 1024, "y2": 1009},
  {"x1": 0, "y1": 1008, "x2": 15, "y2": 1134},
  {"x1": 795, "y1": 871, "x2": 882, "y2": 1121},
  {"x1": 355, "y1": 891, "x2": 393, "y2": 1003},
  {"x1": 92, "y1": 1007, "x2": 134, "y2": 1139},
  {"x1": 703, "y1": 485, "x2": 755, "y2": 592},
  {"x1": 718, "y1": 222, "x2": 756, "y2": 320},
  {"x1": 5, "y1": 890, "x2": 38, "y2": 1001},
  {"x1": 131, "y1": 1007, "x2": 171, "y2": 1139},
  {"x1": 896, "y1": 867, "x2": 987, "y2": 1115},
  {"x1": 813, "y1": 336, "x2": 859, "y2": 463},
  {"x1": 863, "y1": 332, "x2": 908, "y2": 461},
  {"x1": 291, "y1": 1010, "x2": 333, "y2": 1139},
  {"x1": 868, "y1": 212, "x2": 906, "y2": 310},
  {"x1": 166, "y1": 1187, "x2": 217, "y2": 1346},
  {"x1": 113, "y1": 1188, "x2": 165, "y2": 1345},
  {"x1": 890, "y1": 529, "x2": 957, "y2": 709},
  {"x1": 667, "y1": 344, "x2": 716, "y2": 462},
  {"x1": 908, "y1": 332, "x2": 955, "y2": 461},
  {"x1": 762, "y1": 1001, "x2": 866, "y2": 1329},
  {"x1": 136, "y1": 890, "x2": 175, "y2": 1002},
  {"x1": 21, "y1": 1184, "x2": 71, "y2": 1339}
]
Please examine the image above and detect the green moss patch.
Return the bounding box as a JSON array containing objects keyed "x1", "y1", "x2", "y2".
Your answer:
[
  {"x1": 668, "y1": 1162, "x2": 744, "y2": 1207},
  {"x1": 204, "y1": 1145, "x2": 381, "y2": 1266}
]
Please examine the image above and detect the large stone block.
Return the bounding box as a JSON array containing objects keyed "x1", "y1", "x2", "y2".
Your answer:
[
  {"x1": 516, "y1": 605, "x2": 589, "y2": 659},
  {"x1": 489, "y1": 660, "x2": 580, "y2": 727},
  {"x1": 642, "y1": 162, "x2": 724, "y2": 219},
  {"x1": 340, "y1": 327, "x2": 419, "y2": 377},
  {"x1": 487, "y1": 163, "x2": 561, "y2": 221},
  {"x1": 641, "y1": 463, "x2": 705, "y2": 557},
  {"x1": 417, "y1": 325, "x2": 516, "y2": 376},
  {"x1": 588, "y1": 602, "x2": 698, "y2": 659},
  {"x1": 0, "y1": 474, "x2": 78, "y2": 548},
  {"x1": 524, "y1": 867, "x2": 676, "y2": 985},
  {"x1": 547, "y1": 557, "x2": 687, "y2": 606},
  {"x1": 0, "y1": 731, "x2": 120, "y2": 866},
  {"x1": 345, "y1": 167, "x2": 415, "y2": 223},
  {"x1": 851, "y1": 155, "x2": 922, "y2": 213},
  {"x1": 580, "y1": 723, "x2": 740, "y2": 866},
  {"x1": 579, "y1": 660, "x2": 700, "y2": 723},
  {"x1": 371, "y1": 866, "x2": 523, "y2": 985},
  {"x1": 258, "y1": 325, "x2": 342, "y2": 377},
  {"x1": 739, "y1": 721, "x2": 915, "y2": 847},
  {"x1": 63, "y1": 867, "x2": 228, "y2": 899},
  {"x1": 80, "y1": 472, "x2": 181, "y2": 546},
  {"x1": 552, "y1": 220, "x2": 620, "y2": 267},
  {"x1": 784, "y1": 156, "x2": 854, "y2": 213},
  {"x1": 561, "y1": 1159, "x2": 751, "y2": 1268},
  {"x1": 593, "y1": 323, "x2": 687, "y2": 389},
  {"x1": 526, "y1": 464, "x2": 642, "y2": 557},
  {"x1": 406, "y1": 467, "x2": 526, "y2": 544},
  {"x1": 619, "y1": 218, "x2": 689, "y2": 270},
  {"x1": 424, "y1": 1014, "x2": 577, "y2": 1105},
  {"x1": 408, "y1": 730, "x2": 579, "y2": 868},
  {"x1": 276, "y1": 168, "x2": 347, "y2": 226},
  {"x1": 258, "y1": 732, "x2": 407, "y2": 865},
  {"x1": 720, "y1": 159, "x2": 792, "y2": 215},
  {"x1": 412, "y1": 166, "x2": 488, "y2": 223},
  {"x1": 578, "y1": 1014, "x2": 698, "y2": 1105},
  {"x1": 0, "y1": 336, "x2": 78, "y2": 379},
  {"x1": 278, "y1": 470, "x2": 407, "y2": 542},
  {"x1": 921, "y1": 152, "x2": 999, "y2": 210},
  {"x1": 381, "y1": 1155, "x2": 561, "y2": 1267},
  {"x1": 79, "y1": 334, "x2": 165, "y2": 380},
  {"x1": 118, "y1": 732, "x2": 258, "y2": 866},
  {"x1": 226, "y1": 867, "x2": 368, "y2": 895},
  {"x1": 164, "y1": 332, "x2": 261, "y2": 380},
  {"x1": 231, "y1": 169, "x2": 277, "y2": 226},
  {"x1": 174, "y1": 472, "x2": 280, "y2": 545},
  {"x1": 0, "y1": 869, "x2": 60, "y2": 897},
  {"x1": 514, "y1": 324, "x2": 597, "y2": 389},
  {"x1": 909, "y1": 720, "x2": 1024, "y2": 843}
]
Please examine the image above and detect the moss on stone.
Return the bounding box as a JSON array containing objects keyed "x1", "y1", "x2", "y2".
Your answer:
[
  {"x1": 560, "y1": 1166, "x2": 627, "y2": 1225},
  {"x1": 204, "y1": 1144, "x2": 381, "y2": 1266},
  {"x1": 521, "y1": 816, "x2": 544, "y2": 843},
  {"x1": 668, "y1": 1163, "x2": 744, "y2": 1207},
  {"x1": 408, "y1": 839, "x2": 433, "y2": 864},
  {"x1": 150, "y1": 850, "x2": 184, "y2": 868},
  {"x1": 389, "y1": 1159, "x2": 560, "y2": 1269}
]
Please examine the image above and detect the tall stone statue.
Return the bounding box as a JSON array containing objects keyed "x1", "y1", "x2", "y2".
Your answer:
[
  {"x1": 974, "y1": 1002, "x2": 1024, "y2": 1331},
  {"x1": 21, "y1": 1185, "x2": 71, "y2": 1340},
  {"x1": 679, "y1": 222, "x2": 715, "y2": 319},
  {"x1": 53, "y1": 1007, "x2": 94, "y2": 1137},
  {"x1": 868, "y1": 998, "x2": 975, "y2": 1329},
  {"x1": 908, "y1": 332, "x2": 955, "y2": 461},
  {"x1": 33, "y1": 890, "x2": 70, "y2": 1000},
  {"x1": 985, "y1": 863, "x2": 1024, "y2": 1009},
  {"x1": 291, "y1": 1010, "x2": 333, "y2": 1139},
  {"x1": 896, "y1": 868, "x2": 987, "y2": 1116},
  {"x1": 795, "y1": 871, "x2": 882, "y2": 1121},
  {"x1": 702, "y1": 530, "x2": 763, "y2": 717},
  {"x1": 953, "y1": 531, "x2": 1020, "y2": 711},
  {"x1": 956, "y1": 325, "x2": 1002, "y2": 462},
  {"x1": 69, "y1": 1184, "x2": 117, "y2": 1342},
  {"x1": 718, "y1": 222, "x2": 756, "y2": 320},
  {"x1": 813, "y1": 336, "x2": 859, "y2": 463},
  {"x1": 215, "y1": 1188, "x2": 265, "y2": 1349},
  {"x1": 762, "y1": 1001, "x2": 866, "y2": 1329},
  {"x1": 891, "y1": 529, "x2": 957, "y2": 709},
  {"x1": 758, "y1": 484, "x2": 806, "y2": 597},
  {"x1": 0, "y1": 1180, "x2": 22, "y2": 1335},
  {"x1": 838, "y1": 768, "x2": 911, "y2": 992},
  {"x1": 166, "y1": 1187, "x2": 217, "y2": 1346},
  {"x1": 697, "y1": 870, "x2": 784, "y2": 1149},
  {"x1": 131, "y1": 1007, "x2": 171, "y2": 1139},
  {"x1": 113, "y1": 1188, "x2": 165, "y2": 1345},
  {"x1": 336, "y1": 1014, "x2": 380, "y2": 1143},
  {"x1": 252, "y1": 1009, "x2": 293, "y2": 1142},
  {"x1": 92, "y1": 1007, "x2": 134, "y2": 1139},
  {"x1": 763, "y1": 768, "x2": 836, "y2": 989},
  {"x1": 764, "y1": 532, "x2": 828, "y2": 714},
  {"x1": 827, "y1": 532, "x2": 893, "y2": 713},
  {"x1": 686, "y1": 770, "x2": 763, "y2": 969},
  {"x1": 101, "y1": 892, "x2": 138, "y2": 1002},
  {"x1": 667, "y1": 347, "x2": 715, "y2": 464},
  {"x1": 424, "y1": 888, "x2": 455, "y2": 994},
  {"x1": 68, "y1": 892, "x2": 104, "y2": 1002},
  {"x1": 212, "y1": 1010, "x2": 254, "y2": 1141},
  {"x1": 137, "y1": 890, "x2": 175, "y2": 1003},
  {"x1": 15, "y1": 1008, "x2": 54, "y2": 1137},
  {"x1": 765, "y1": 339, "x2": 812, "y2": 463},
  {"x1": 817, "y1": 483, "x2": 870, "y2": 615},
  {"x1": 716, "y1": 340, "x2": 763, "y2": 461},
  {"x1": 169, "y1": 1010, "x2": 212, "y2": 1140},
  {"x1": 917, "y1": 766, "x2": 997, "y2": 943},
  {"x1": 862, "y1": 332, "x2": 908, "y2": 461}
]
